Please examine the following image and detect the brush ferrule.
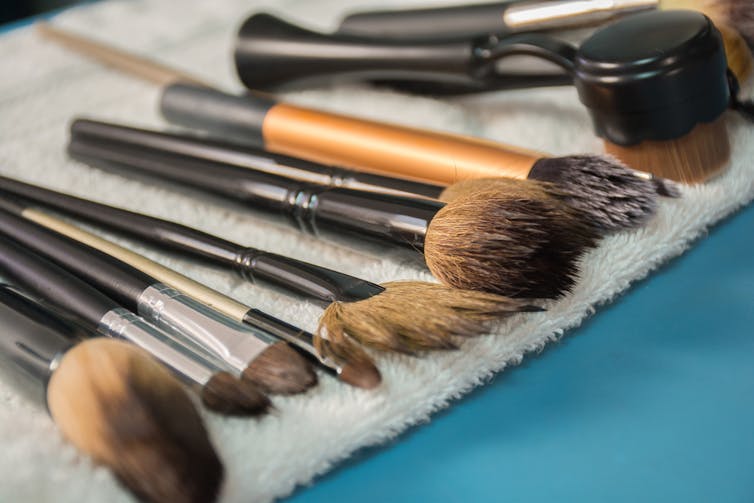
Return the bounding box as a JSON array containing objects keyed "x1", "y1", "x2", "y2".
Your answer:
[
  {"x1": 98, "y1": 308, "x2": 216, "y2": 387},
  {"x1": 136, "y1": 284, "x2": 275, "y2": 375},
  {"x1": 503, "y1": 0, "x2": 656, "y2": 30}
]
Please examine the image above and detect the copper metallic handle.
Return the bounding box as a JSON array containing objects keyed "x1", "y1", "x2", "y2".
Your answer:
[{"x1": 262, "y1": 104, "x2": 543, "y2": 185}]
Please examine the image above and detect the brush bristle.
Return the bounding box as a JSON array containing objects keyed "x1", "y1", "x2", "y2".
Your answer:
[
  {"x1": 312, "y1": 330, "x2": 383, "y2": 389},
  {"x1": 704, "y1": 0, "x2": 754, "y2": 46},
  {"x1": 202, "y1": 371, "x2": 271, "y2": 416},
  {"x1": 242, "y1": 341, "x2": 318, "y2": 395},
  {"x1": 47, "y1": 338, "x2": 223, "y2": 503},
  {"x1": 424, "y1": 188, "x2": 598, "y2": 298},
  {"x1": 318, "y1": 281, "x2": 541, "y2": 356},
  {"x1": 718, "y1": 22, "x2": 754, "y2": 82},
  {"x1": 525, "y1": 155, "x2": 678, "y2": 232}
]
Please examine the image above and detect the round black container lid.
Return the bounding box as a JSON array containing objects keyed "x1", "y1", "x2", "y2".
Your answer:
[{"x1": 574, "y1": 10, "x2": 730, "y2": 146}]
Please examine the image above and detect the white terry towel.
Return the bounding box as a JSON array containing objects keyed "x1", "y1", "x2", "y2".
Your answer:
[{"x1": 0, "y1": 1, "x2": 752, "y2": 502}]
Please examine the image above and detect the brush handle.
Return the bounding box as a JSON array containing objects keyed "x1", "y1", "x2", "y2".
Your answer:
[
  {"x1": 68, "y1": 137, "x2": 443, "y2": 250},
  {"x1": 71, "y1": 119, "x2": 445, "y2": 199},
  {"x1": 234, "y1": 13, "x2": 574, "y2": 94},
  {"x1": 158, "y1": 83, "x2": 543, "y2": 184},
  {"x1": 0, "y1": 284, "x2": 81, "y2": 384},
  {"x1": 0, "y1": 200, "x2": 154, "y2": 310}
]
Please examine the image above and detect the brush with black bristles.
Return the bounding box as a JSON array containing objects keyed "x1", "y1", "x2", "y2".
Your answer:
[
  {"x1": 0, "y1": 176, "x2": 538, "y2": 375},
  {"x1": 0, "y1": 198, "x2": 316, "y2": 395},
  {"x1": 0, "y1": 285, "x2": 224, "y2": 503},
  {"x1": 0, "y1": 236, "x2": 270, "y2": 417},
  {"x1": 65, "y1": 132, "x2": 597, "y2": 299},
  {"x1": 70, "y1": 119, "x2": 680, "y2": 235}
]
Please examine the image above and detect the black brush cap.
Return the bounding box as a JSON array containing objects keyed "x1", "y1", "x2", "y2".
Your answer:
[{"x1": 574, "y1": 10, "x2": 730, "y2": 146}]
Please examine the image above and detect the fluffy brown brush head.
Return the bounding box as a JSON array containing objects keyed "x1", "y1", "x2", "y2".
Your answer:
[
  {"x1": 701, "y1": 0, "x2": 754, "y2": 46},
  {"x1": 424, "y1": 186, "x2": 599, "y2": 299},
  {"x1": 202, "y1": 371, "x2": 271, "y2": 416},
  {"x1": 47, "y1": 338, "x2": 223, "y2": 503},
  {"x1": 317, "y1": 281, "x2": 541, "y2": 360},
  {"x1": 242, "y1": 341, "x2": 318, "y2": 395}
]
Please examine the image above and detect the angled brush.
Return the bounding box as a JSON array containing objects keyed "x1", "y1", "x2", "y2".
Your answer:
[
  {"x1": 66, "y1": 133, "x2": 598, "y2": 299},
  {"x1": 0, "y1": 237, "x2": 270, "y2": 416},
  {"x1": 0, "y1": 286, "x2": 223, "y2": 503},
  {"x1": 0, "y1": 199, "x2": 315, "y2": 395},
  {"x1": 0, "y1": 176, "x2": 537, "y2": 372},
  {"x1": 70, "y1": 119, "x2": 679, "y2": 234}
]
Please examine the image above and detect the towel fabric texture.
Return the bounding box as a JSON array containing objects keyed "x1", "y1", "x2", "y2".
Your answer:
[{"x1": 0, "y1": 1, "x2": 752, "y2": 501}]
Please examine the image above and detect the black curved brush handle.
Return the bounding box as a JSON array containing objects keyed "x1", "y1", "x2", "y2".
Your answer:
[
  {"x1": 339, "y1": 2, "x2": 516, "y2": 40},
  {"x1": 0, "y1": 284, "x2": 82, "y2": 384},
  {"x1": 235, "y1": 13, "x2": 574, "y2": 93},
  {"x1": 0, "y1": 200, "x2": 153, "y2": 311},
  {"x1": 67, "y1": 136, "x2": 443, "y2": 250},
  {"x1": 0, "y1": 174, "x2": 385, "y2": 305},
  {"x1": 71, "y1": 119, "x2": 445, "y2": 199}
]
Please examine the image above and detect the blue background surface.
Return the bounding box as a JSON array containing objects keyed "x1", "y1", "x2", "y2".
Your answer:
[{"x1": 287, "y1": 201, "x2": 754, "y2": 502}]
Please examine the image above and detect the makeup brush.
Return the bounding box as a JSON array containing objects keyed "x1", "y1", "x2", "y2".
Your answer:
[
  {"x1": 0, "y1": 176, "x2": 538, "y2": 371},
  {"x1": 0, "y1": 199, "x2": 316, "y2": 395},
  {"x1": 0, "y1": 236, "x2": 270, "y2": 416},
  {"x1": 69, "y1": 119, "x2": 679, "y2": 234},
  {"x1": 0, "y1": 286, "x2": 223, "y2": 503},
  {"x1": 65, "y1": 134, "x2": 598, "y2": 299}
]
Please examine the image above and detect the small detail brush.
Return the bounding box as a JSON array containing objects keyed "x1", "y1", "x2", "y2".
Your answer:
[
  {"x1": 0, "y1": 176, "x2": 538, "y2": 371},
  {"x1": 0, "y1": 285, "x2": 224, "y2": 503},
  {"x1": 0, "y1": 199, "x2": 315, "y2": 395},
  {"x1": 0, "y1": 237, "x2": 270, "y2": 416},
  {"x1": 65, "y1": 133, "x2": 598, "y2": 298},
  {"x1": 69, "y1": 119, "x2": 679, "y2": 234}
]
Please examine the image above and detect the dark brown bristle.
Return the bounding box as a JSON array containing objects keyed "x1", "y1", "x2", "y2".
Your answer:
[
  {"x1": 603, "y1": 116, "x2": 730, "y2": 184},
  {"x1": 242, "y1": 341, "x2": 318, "y2": 395},
  {"x1": 318, "y1": 281, "x2": 540, "y2": 356},
  {"x1": 313, "y1": 331, "x2": 382, "y2": 388},
  {"x1": 202, "y1": 371, "x2": 271, "y2": 416},
  {"x1": 338, "y1": 361, "x2": 382, "y2": 389},
  {"x1": 425, "y1": 188, "x2": 598, "y2": 299},
  {"x1": 47, "y1": 338, "x2": 223, "y2": 503}
]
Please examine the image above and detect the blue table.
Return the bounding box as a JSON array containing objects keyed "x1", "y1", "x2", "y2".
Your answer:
[{"x1": 288, "y1": 201, "x2": 754, "y2": 502}]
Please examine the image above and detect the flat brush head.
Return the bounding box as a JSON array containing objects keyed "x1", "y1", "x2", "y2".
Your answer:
[
  {"x1": 46, "y1": 338, "x2": 223, "y2": 503},
  {"x1": 242, "y1": 341, "x2": 318, "y2": 395},
  {"x1": 202, "y1": 371, "x2": 271, "y2": 416},
  {"x1": 424, "y1": 188, "x2": 598, "y2": 299},
  {"x1": 319, "y1": 280, "x2": 540, "y2": 357}
]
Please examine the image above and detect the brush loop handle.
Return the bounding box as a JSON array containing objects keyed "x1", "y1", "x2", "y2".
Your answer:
[
  {"x1": 0, "y1": 284, "x2": 81, "y2": 384},
  {"x1": 234, "y1": 13, "x2": 574, "y2": 94},
  {"x1": 70, "y1": 119, "x2": 445, "y2": 199},
  {"x1": 235, "y1": 249, "x2": 384, "y2": 304},
  {"x1": 68, "y1": 135, "x2": 443, "y2": 249}
]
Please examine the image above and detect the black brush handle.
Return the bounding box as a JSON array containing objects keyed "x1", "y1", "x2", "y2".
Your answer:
[
  {"x1": 67, "y1": 136, "x2": 443, "y2": 250},
  {"x1": 339, "y1": 2, "x2": 517, "y2": 40},
  {"x1": 0, "y1": 176, "x2": 384, "y2": 304},
  {"x1": 0, "y1": 284, "x2": 83, "y2": 384},
  {"x1": 0, "y1": 235, "x2": 118, "y2": 332},
  {"x1": 235, "y1": 13, "x2": 574, "y2": 93},
  {"x1": 0, "y1": 200, "x2": 153, "y2": 311},
  {"x1": 71, "y1": 119, "x2": 445, "y2": 199}
]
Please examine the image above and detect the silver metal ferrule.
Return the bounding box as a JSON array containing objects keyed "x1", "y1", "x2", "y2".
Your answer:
[
  {"x1": 504, "y1": 0, "x2": 656, "y2": 31},
  {"x1": 98, "y1": 307, "x2": 217, "y2": 387},
  {"x1": 137, "y1": 283, "x2": 275, "y2": 375}
]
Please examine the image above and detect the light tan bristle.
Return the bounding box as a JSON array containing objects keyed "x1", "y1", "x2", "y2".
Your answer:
[
  {"x1": 242, "y1": 341, "x2": 317, "y2": 395},
  {"x1": 317, "y1": 281, "x2": 539, "y2": 357},
  {"x1": 718, "y1": 23, "x2": 754, "y2": 83},
  {"x1": 604, "y1": 115, "x2": 730, "y2": 184},
  {"x1": 47, "y1": 338, "x2": 223, "y2": 503},
  {"x1": 201, "y1": 371, "x2": 271, "y2": 416}
]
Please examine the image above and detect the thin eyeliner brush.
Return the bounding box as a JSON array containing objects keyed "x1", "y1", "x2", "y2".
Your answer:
[
  {"x1": 0, "y1": 237, "x2": 270, "y2": 416},
  {"x1": 70, "y1": 119, "x2": 678, "y2": 234},
  {"x1": 0, "y1": 176, "x2": 538, "y2": 368},
  {"x1": 0, "y1": 199, "x2": 316, "y2": 395},
  {"x1": 0, "y1": 285, "x2": 224, "y2": 503},
  {"x1": 67, "y1": 133, "x2": 598, "y2": 299}
]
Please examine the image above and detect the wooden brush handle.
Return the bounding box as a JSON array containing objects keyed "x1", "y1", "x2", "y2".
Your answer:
[{"x1": 159, "y1": 83, "x2": 544, "y2": 185}]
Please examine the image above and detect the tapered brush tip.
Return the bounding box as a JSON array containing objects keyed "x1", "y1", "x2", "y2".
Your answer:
[
  {"x1": 242, "y1": 341, "x2": 318, "y2": 395},
  {"x1": 339, "y1": 360, "x2": 382, "y2": 390},
  {"x1": 202, "y1": 371, "x2": 271, "y2": 416},
  {"x1": 47, "y1": 338, "x2": 223, "y2": 503}
]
